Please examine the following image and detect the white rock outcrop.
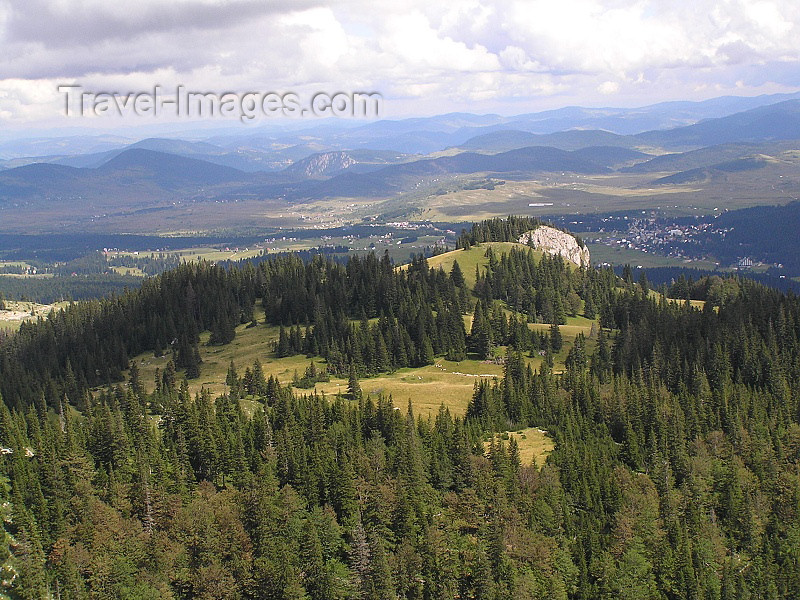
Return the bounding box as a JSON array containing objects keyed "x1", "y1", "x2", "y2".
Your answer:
[
  {"x1": 518, "y1": 226, "x2": 590, "y2": 267},
  {"x1": 289, "y1": 152, "x2": 357, "y2": 177}
]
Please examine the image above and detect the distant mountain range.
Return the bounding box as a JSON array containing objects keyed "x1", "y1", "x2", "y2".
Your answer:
[
  {"x1": 2, "y1": 91, "x2": 799, "y2": 163},
  {"x1": 634, "y1": 100, "x2": 800, "y2": 150},
  {"x1": 0, "y1": 95, "x2": 799, "y2": 231},
  {"x1": 0, "y1": 142, "x2": 657, "y2": 205}
]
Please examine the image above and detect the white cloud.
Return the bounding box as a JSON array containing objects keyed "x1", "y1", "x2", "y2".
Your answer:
[
  {"x1": 598, "y1": 81, "x2": 619, "y2": 94},
  {"x1": 380, "y1": 11, "x2": 500, "y2": 72},
  {"x1": 0, "y1": 0, "x2": 799, "y2": 127},
  {"x1": 744, "y1": 1, "x2": 793, "y2": 37}
]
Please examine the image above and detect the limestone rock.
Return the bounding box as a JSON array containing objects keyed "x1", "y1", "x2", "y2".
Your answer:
[{"x1": 518, "y1": 226, "x2": 590, "y2": 267}]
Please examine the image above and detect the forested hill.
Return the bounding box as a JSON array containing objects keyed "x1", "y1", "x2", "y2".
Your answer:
[
  {"x1": 0, "y1": 225, "x2": 589, "y2": 410},
  {"x1": 1, "y1": 217, "x2": 800, "y2": 598},
  {"x1": 455, "y1": 214, "x2": 585, "y2": 250}
]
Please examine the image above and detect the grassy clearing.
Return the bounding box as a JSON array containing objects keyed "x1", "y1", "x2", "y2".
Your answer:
[
  {"x1": 484, "y1": 427, "x2": 554, "y2": 468},
  {"x1": 110, "y1": 266, "x2": 146, "y2": 277},
  {"x1": 130, "y1": 305, "x2": 279, "y2": 399},
  {"x1": 353, "y1": 362, "x2": 497, "y2": 417},
  {"x1": 125, "y1": 304, "x2": 503, "y2": 418},
  {"x1": 427, "y1": 242, "x2": 534, "y2": 287},
  {"x1": 644, "y1": 290, "x2": 706, "y2": 310},
  {"x1": 126, "y1": 243, "x2": 596, "y2": 417},
  {"x1": 587, "y1": 242, "x2": 718, "y2": 269},
  {"x1": 131, "y1": 343, "x2": 501, "y2": 418},
  {"x1": 678, "y1": 299, "x2": 706, "y2": 309},
  {"x1": 528, "y1": 314, "x2": 595, "y2": 337},
  {"x1": 402, "y1": 242, "x2": 543, "y2": 289},
  {"x1": 527, "y1": 315, "x2": 598, "y2": 372},
  {"x1": 0, "y1": 300, "x2": 69, "y2": 332},
  {"x1": 176, "y1": 247, "x2": 266, "y2": 262}
]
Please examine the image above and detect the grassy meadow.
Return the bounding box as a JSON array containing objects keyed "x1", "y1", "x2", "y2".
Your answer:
[
  {"x1": 0, "y1": 300, "x2": 70, "y2": 332},
  {"x1": 484, "y1": 427, "x2": 555, "y2": 468},
  {"x1": 127, "y1": 307, "x2": 597, "y2": 417},
  {"x1": 125, "y1": 242, "x2": 599, "y2": 420}
]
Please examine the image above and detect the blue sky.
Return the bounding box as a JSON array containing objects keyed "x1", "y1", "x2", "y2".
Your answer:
[{"x1": 0, "y1": 0, "x2": 798, "y2": 130}]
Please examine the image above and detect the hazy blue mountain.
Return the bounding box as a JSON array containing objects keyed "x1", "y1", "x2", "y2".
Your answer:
[
  {"x1": 504, "y1": 92, "x2": 800, "y2": 135},
  {"x1": 0, "y1": 149, "x2": 252, "y2": 203},
  {"x1": 635, "y1": 100, "x2": 800, "y2": 149},
  {"x1": 0, "y1": 134, "x2": 132, "y2": 160},
  {"x1": 569, "y1": 146, "x2": 651, "y2": 168},
  {"x1": 625, "y1": 140, "x2": 800, "y2": 173},
  {"x1": 1, "y1": 94, "x2": 799, "y2": 217},
  {"x1": 0, "y1": 163, "x2": 88, "y2": 201},
  {"x1": 295, "y1": 145, "x2": 646, "y2": 199},
  {"x1": 459, "y1": 129, "x2": 637, "y2": 152},
  {"x1": 285, "y1": 149, "x2": 414, "y2": 177},
  {"x1": 126, "y1": 138, "x2": 284, "y2": 172},
  {"x1": 222, "y1": 94, "x2": 800, "y2": 156},
  {"x1": 383, "y1": 146, "x2": 607, "y2": 176},
  {"x1": 3, "y1": 92, "x2": 799, "y2": 166},
  {"x1": 0, "y1": 138, "x2": 288, "y2": 172},
  {"x1": 651, "y1": 155, "x2": 777, "y2": 185},
  {"x1": 96, "y1": 148, "x2": 249, "y2": 188},
  {"x1": 0, "y1": 162, "x2": 83, "y2": 186}
]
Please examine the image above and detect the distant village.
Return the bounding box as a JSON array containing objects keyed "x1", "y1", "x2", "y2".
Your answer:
[{"x1": 587, "y1": 216, "x2": 777, "y2": 270}]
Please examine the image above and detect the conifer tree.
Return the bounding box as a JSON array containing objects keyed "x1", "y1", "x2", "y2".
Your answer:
[
  {"x1": 347, "y1": 365, "x2": 362, "y2": 401},
  {"x1": 549, "y1": 322, "x2": 563, "y2": 353},
  {"x1": 450, "y1": 260, "x2": 465, "y2": 288}
]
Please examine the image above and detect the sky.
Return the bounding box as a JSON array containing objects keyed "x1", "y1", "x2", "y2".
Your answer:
[{"x1": 0, "y1": 0, "x2": 799, "y2": 132}]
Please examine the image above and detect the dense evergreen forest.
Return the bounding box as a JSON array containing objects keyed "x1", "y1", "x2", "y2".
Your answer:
[
  {"x1": 615, "y1": 266, "x2": 800, "y2": 296},
  {"x1": 1, "y1": 217, "x2": 799, "y2": 599},
  {"x1": 0, "y1": 274, "x2": 144, "y2": 305}
]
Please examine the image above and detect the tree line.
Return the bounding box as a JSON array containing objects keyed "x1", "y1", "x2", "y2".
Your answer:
[
  {"x1": 0, "y1": 238, "x2": 591, "y2": 410},
  {"x1": 0, "y1": 216, "x2": 798, "y2": 598}
]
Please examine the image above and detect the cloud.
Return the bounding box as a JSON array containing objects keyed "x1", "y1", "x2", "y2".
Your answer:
[
  {"x1": 598, "y1": 81, "x2": 619, "y2": 95},
  {"x1": 0, "y1": 0, "x2": 798, "y2": 126},
  {"x1": 4, "y1": 0, "x2": 310, "y2": 46}
]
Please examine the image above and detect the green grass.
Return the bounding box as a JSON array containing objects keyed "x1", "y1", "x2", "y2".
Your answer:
[
  {"x1": 0, "y1": 300, "x2": 69, "y2": 332},
  {"x1": 126, "y1": 308, "x2": 594, "y2": 420},
  {"x1": 644, "y1": 289, "x2": 706, "y2": 310},
  {"x1": 403, "y1": 242, "x2": 545, "y2": 288},
  {"x1": 528, "y1": 314, "x2": 595, "y2": 336},
  {"x1": 587, "y1": 242, "x2": 718, "y2": 269},
  {"x1": 110, "y1": 266, "x2": 146, "y2": 277},
  {"x1": 528, "y1": 315, "x2": 598, "y2": 372},
  {"x1": 126, "y1": 303, "x2": 505, "y2": 418},
  {"x1": 126, "y1": 242, "x2": 597, "y2": 416},
  {"x1": 484, "y1": 427, "x2": 554, "y2": 468},
  {"x1": 131, "y1": 304, "x2": 279, "y2": 399}
]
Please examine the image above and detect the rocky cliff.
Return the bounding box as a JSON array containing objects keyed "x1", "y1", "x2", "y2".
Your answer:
[
  {"x1": 286, "y1": 151, "x2": 357, "y2": 177},
  {"x1": 518, "y1": 225, "x2": 590, "y2": 267}
]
